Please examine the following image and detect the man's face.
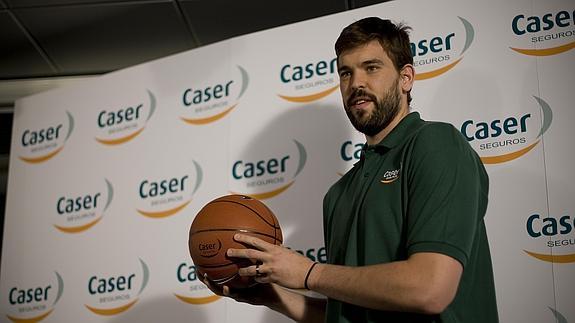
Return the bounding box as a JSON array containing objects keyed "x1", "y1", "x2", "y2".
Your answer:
[{"x1": 337, "y1": 40, "x2": 403, "y2": 137}]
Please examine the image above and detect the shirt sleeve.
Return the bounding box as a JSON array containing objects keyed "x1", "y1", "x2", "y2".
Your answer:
[{"x1": 404, "y1": 123, "x2": 488, "y2": 267}]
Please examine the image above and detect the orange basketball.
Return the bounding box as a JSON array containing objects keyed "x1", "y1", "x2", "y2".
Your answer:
[{"x1": 188, "y1": 194, "x2": 283, "y2": 288}]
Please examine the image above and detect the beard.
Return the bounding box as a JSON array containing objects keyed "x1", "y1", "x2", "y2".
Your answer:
[{"x1": 344, "y1": 77, "x2": 401, "y2": 137}]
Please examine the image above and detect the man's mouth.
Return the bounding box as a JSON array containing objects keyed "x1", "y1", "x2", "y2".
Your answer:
[{"x1": 349, "y1": 97, "x2": 372, "y2": 109}]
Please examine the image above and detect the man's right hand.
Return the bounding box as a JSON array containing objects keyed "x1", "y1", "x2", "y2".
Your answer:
[{"x1": 199, "y1": 273, "x2": 281, "y2": 307}]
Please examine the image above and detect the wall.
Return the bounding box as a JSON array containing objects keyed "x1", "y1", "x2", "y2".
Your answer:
[{"x1": 1, "y1": 0, "x2": 574, "y2": 322}]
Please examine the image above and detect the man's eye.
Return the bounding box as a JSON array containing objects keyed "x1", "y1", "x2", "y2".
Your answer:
[{"x1": 339, "y1": 71, "x2": 350, "y2": 77}]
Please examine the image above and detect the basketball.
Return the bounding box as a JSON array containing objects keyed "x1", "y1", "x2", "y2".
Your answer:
[{"x1": 188, "y1": 194, "x2": 283, "y2": 288}]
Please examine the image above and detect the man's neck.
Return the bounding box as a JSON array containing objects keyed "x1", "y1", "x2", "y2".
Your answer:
[{"x1": 365, "y1": 106, "x2": 410, "y2": 146}]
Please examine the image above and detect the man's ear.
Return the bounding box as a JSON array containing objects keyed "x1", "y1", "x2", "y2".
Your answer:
[{"x1": 399, "y1": 64, "x2": 415, "y2": 92}]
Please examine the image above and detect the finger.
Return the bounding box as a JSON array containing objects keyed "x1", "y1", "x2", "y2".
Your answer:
[
  {"x1": 227, "y1": 247, "x2": 267, "y2": 260},
  {"x1": 254, "y1": 274, "x2": 271, "y2": 284},
  {"x1": 234, "y1": 233, "x2": 274, "y2": 251},
  {"x1": 222, "y1": 285, "x2": 234, "y2": 297},
  {"x1": 237, "y1": 264, "x2": 264, "y2": 277},
  {"x1": 201, "y1": 273, "x2": 224, "y2": 296}
]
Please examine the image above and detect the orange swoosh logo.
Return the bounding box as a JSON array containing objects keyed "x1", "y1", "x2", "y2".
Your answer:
[
  {"x1": 96, "y1": 127, "x2": 145, "y2": 145},
  {"x1": 181, "y1": 104, "x2": 237, "y2": 125},
  {"x1": 19, "y1": 147, "x2": 64, "y2": 164},
  {"x1": 480, "y1": 140, "x2": 539, "y2": 164},
  {"x1": 278, "y1": 85, "x2": 339, "y2": 103},
  {"x1": 380, "y1": 177, "x2": 399, "y2": 184},
  {"x1": 415, "y1": 57, "x2": 463, "y2": 80},
  {"x1": 524, "y1": 250, "x2": 575, "y2": 263},
  {"x1": 85, "y1": 299, "x2": 138, "y2": 316},
  {"x1": 54, "y1": 216, "x2": 102, "y2": 233},
  {"x1": 137, "y1": 199, "x2": 191, "y2": 218},
  {"x1": 174, "y1": 293, "x2": 221, "y2": 304},
  {"x1": 7, "y1": 309, "x2": 54, "y2": 323},
  {"x1": 510, "y1": 41, "x2": 575, "y2": 56},
  {"x1": 231, "y1": 181, "x2": 294, "y2": 200}
]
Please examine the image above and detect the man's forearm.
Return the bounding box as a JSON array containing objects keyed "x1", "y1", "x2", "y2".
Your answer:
[
  {"x1": 267, "y1": 284, "x2": 326, "y2": 322},
  {"x1": 307, "y1": 252, "x2": 462, "y2": 314}
]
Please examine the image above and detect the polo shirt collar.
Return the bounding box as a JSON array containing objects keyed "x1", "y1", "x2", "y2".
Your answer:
[{"x1": 361, "y1": 111, "x2": 422, "y2": 156}]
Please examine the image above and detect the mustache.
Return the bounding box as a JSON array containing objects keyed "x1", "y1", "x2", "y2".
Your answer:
[{"x1": 347, "y1": 88, "x2": 377, "y2": 107}]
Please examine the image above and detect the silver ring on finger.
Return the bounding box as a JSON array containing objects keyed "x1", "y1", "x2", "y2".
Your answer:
[{"x1": 255, "y1": 264, "x2": 263, "y2": 277}]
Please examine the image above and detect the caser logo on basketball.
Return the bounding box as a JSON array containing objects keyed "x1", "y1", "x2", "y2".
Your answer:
[
  {"x1": 94, "y1": 90, "x2": 156, "y2": 146},
  {"x1": 180, "y1": 65, "x2": 249, "y2": 124},
  {"x1": 18, "y1": 111, "x2": 74, "y2": 164},
  {"x1": 198, "y1": 239, "x2": 222, "y2": 258}
]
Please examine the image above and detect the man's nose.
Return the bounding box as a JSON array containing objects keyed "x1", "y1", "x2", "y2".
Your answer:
[{"x1": 350, "y1": 72, "x2": 367, "y2": 91}]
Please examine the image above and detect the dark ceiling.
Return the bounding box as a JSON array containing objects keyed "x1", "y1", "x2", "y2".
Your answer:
[
  {"x1": 0, "y1": 0, "x2": 391, "y2": 172},
  {"x1": 0, "y1": 0, "x2": 389, "y2": 154},
  {"x1": 0, "y1": 0, "x2": 388, "y2": 81},
  {"x1": 0, "y1": 0, "x2": 390, "y2": 222}
]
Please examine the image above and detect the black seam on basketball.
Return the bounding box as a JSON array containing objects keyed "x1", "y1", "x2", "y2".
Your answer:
[
  {"x1": 191, "y1": 228, "x2": 282, "y2": 243},
  {"x1": 197, "y1": 262, "x2": 241, "y2": 269},
  {"x1": 209, "y1": 200, "x2": 277, "y2": 228},
  {"x1": 211, "y1": 273, "x2": 238, "y2": 285}
]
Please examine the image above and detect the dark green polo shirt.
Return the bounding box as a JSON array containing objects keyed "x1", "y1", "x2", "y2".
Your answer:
[{"x1": 323, "y1": 112, "x2": 498, "y2": 323}]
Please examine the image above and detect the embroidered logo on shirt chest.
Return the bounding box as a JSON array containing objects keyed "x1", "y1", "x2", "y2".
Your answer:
[{"x1": 380, "y1": 169, "x2": 400, "y2": 184}]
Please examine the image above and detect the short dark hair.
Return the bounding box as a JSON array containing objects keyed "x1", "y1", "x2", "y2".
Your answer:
[{"x1": 335, "y1": 17, "x2": 413, "y2": 103}]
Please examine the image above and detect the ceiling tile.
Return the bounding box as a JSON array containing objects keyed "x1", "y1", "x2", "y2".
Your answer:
[
  {"x1": 0, "y1": 11, "x2": 55, "y2": 79},
  {"x1": 352, "y1": 0, "x2": 390, "y2": 9},
  {"x1": 4, "y1": 0, "x2": 162, "y2": 9},
  {"x1": 180, "y1": 0, "x2": 346, "y2": 45},
  {"x1": 12, "y1": 2, "x2": 198, "y2": 75}
]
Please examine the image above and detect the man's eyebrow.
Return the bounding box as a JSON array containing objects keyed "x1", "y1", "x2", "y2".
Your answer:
[
  {"x1": 337, "y1": 64, "x2": 350, "y2": 72},
  {"x1": 337, "y1": 58, "x2": 385, "y2": 72},
  {"x1": 362, "y1": 59, "x2": 385, "y2": 66}
]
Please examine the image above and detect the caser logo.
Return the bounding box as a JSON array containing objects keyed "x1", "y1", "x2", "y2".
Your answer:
[
  {"x1": 85, "y1": 258, "x2": 149, "y2": 316},
  {"x1": 230, "y1": 139, "x2": 307, "y2": 199},
  {"x1": 95, "y1": 90, "x2": 156, "y2": 146},
  {"x1": 173, "y1": 262, "x2": 220, "y2": 305},
  {"x1": 277, "y1": 58, "x2": 339, "y2": 103},
  {"x1": 53, "y1": 179, "x2": 113, "y2": 233},
  {"x1": 136, "y1": 160, "x2": 202, "y2": 218},
  {"x1": 380, "y1": 169, "x2": 400, "y2": 184},
  {"x1": 510, "y1": 9, "x2": 575, "y2": 56},
  {"x1": 524, "y1": 212, "x2": 575, "y2": 263},
  {"x1": 197, "y1": 239, "x2": 222, "y2": 258},
  {"x1": 6, "y1": 272, "x2": 64, "y2": 323},
  {"x1": 411, "y1": 16, "x2": 474, "y2": 80},
  {"x1": 338, "y1": 140, "x2": 365, "y2": 176},
  {"x1": 180, "y1": 65, "x2": 249, "y2": 124},
  {"x1": 18, "y1": 111, "x2": 74, "y2": 164},
  {"x1": 460, "y1": 96, "x2": 552, "y2": 164}
]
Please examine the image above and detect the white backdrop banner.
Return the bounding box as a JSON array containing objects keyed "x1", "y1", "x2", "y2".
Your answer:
[{"x1": 2, "y1": 0, "x2": 574, "y2": 322}]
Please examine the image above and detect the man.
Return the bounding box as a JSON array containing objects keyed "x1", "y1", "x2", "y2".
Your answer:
[{"x1": 200, "y1": 17, "x2": 499, "y2": 323}]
